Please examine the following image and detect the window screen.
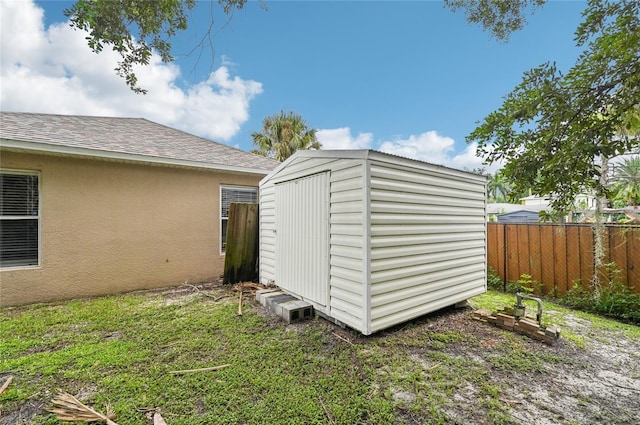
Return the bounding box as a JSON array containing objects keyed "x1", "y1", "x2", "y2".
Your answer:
[
  {"x1": 0, "y1": 172, "x2": 40, "y2": 267},
  {"x1": 221, "y1": 186, "x2": 257, "y2": 252}
]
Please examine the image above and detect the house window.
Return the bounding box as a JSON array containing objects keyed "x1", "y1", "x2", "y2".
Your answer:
[
  {"x1": 221, "y1": 185, "x2": 257, "y2": 253},
  {"x1": 0, "y1": 171, "x2": 40, "y2": 268}
]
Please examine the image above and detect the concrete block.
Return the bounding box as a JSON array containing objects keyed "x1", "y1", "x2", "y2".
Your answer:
[
  {"x1": 265, "y1": 293, "x2": 294, "y2": 309},
  {"x1": 255, "y1": 289, "x2": 284, "y2": 306},
  {"x1": 280, "y1": 300, "x2": 314, "y2": 323}
]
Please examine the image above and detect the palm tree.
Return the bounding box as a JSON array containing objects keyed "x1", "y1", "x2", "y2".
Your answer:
[
  {"x1": 612, "y1": 156, "x2": 640, "y2": 207},
  {"x1": 486, "y1": 172, "x2": 507, "y2": 203},
  {"x1": 486, "y1": 170, "x2": 524, "y2": 203},
  {"x1": 251, "y1": 111, "x2": 321, "y2": 162}
]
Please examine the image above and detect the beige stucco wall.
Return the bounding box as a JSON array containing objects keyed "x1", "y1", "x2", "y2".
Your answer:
[{"x1": 0, "y1": 150, "x2": 264, "y2": 307}]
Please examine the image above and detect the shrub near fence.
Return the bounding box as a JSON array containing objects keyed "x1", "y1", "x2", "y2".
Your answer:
[{"x1": 487, "y1": 223, "x2": 640, "y2": 295}]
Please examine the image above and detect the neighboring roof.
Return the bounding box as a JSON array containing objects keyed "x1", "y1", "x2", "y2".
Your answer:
[
  {"x1": 487, "y1": 203, "x2": 548, "y2": 214},
  {"x1": 0, "y1": 112, "x2": 279, "y2": 175},
  {"x1": 497, "y1": 209, "x2": 541, "y2": 223},
  {"x1": 261, "y1": 149, "x2": 487, "y2": 185}
]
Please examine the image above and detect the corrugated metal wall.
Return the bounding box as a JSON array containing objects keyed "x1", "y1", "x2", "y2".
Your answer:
[
  {"x1": 275, "y1": 173, "x2": 330, "y2": 306},
  {"x1": 328, "y1": 163, "x2": 366, "y2": 330},
  {"x1": 258, "y1": 184, "x2": 276, "y2": 284},
  {"x1": 260, "y1": 157, "x2": 367, "y2": 327},
  {"x1": 368, "y1": 160, "x2": 486, "y2": 333},
  {"x1": 259, "y1": 157, "x2": 338, "y2": 286}
]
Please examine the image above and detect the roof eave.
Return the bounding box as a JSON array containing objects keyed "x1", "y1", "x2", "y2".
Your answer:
[{"x1": 0, "y1": 138, "x2": 272, "y2": 176}]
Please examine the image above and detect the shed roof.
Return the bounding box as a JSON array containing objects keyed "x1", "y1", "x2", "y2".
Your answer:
[
  {"x1": 0, "y1": 112, "x2": 279, "y2": 174},
  {"x1": 261, "y1": 149, "x2": 488, "y2": 184}
]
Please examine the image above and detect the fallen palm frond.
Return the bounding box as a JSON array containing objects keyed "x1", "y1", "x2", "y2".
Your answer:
[
  {"x1": 48, "y1": 390, "x2": 118, "y2": 424},
  {"x1": 331, "y1": 332, "x2": 354, "y2": 346},
  {"x1": 0, "y1": 376, "x2": 13, "y2": 395},
  {"x1": 153, "y1": 412, "x2": 168, "y2": 425},
  {"x1": 183, "y1": 282, "x2": 224, "y2": 300}
]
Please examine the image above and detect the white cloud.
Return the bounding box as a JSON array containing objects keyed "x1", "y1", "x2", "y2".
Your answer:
[
  {"x1": 316, "y1": 127, "x2": 373, "y2": 150},
  {"x1": 375, "y1": 131, "x2": 500, "y2": 173},
  {"x1": 449, "y1": 142, "x2": 502, "y2": 173},
  {"x1": 0, "y1": 0, "x2": 261, "y2": 142},
  {"x1": 314, "y1": 126, "x2": 501, "y2": 173},
  {"x1": 378, "y1": 131, "x2": 455, "y2": 164}
]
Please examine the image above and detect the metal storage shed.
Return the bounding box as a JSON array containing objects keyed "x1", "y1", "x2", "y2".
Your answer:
[{"x1": 259, "y1": 150, "x2": 487, "y2": 335}]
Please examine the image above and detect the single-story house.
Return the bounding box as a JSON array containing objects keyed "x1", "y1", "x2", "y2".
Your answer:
[
  {"x1": 0, "y1": 112, "x2": 279, "y2": 307},
  {"x1": 520, "y1": 193, "x2": 598, "y2": 210}
]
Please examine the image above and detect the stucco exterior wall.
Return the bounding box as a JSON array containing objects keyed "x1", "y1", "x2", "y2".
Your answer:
[{"x1": 0, "y1": 150, "x2": 262, "y2": 307}]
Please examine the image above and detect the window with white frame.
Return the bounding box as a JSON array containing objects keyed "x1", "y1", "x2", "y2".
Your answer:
[
  {"x1": 220, "y1": 185, "x2": 258, "y2": 253},
  {"x1": 0, "y1": 171, "x2": 40, "y2": 268}
]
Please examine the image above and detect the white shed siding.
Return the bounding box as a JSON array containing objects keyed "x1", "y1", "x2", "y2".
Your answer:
[
  {"x1": 368, "y1": 160, "x2": 486, "y2": 333},
  {"x1": 260, "y1": 156, "x2": 367, "y2": 329},
  {"x1": 259, "y1": 184, "x2": 276, "y2": 284},
  {"x1": 267, "y1": 157, "x2": 336, "y2": 184},
  {"x1": 275, "y1": 172, "x2": 330, "y2": 306},
  {"x1": 328, "y1": 163, "x2": 366, "y2": 330},
  {"x1": 259, "y1": 157, "x2": 338, "y2": 286}
]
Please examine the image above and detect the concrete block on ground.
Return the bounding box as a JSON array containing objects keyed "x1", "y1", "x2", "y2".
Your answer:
[
  {"x1": 280, "y1": 300, "x2": 313, "y2": 323},
  {"x1": 258, "y1": 289, "x2": 314, "y2": 325},
  {"x1": 256, "y1": 289, "x2": 284, "y2": 306}
]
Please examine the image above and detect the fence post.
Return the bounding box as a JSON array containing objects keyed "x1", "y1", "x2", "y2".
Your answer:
[{"x1": 223, "y1": 203, "x2": 259, "y2": 284}]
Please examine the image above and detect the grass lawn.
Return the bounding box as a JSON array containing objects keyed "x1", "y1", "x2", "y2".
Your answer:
[{"x1": 1, "y1": 284, "x2": 639, "y2": 425}]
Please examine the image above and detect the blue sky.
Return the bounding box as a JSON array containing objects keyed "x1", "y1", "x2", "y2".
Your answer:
[{"x1": 1, "y1": 0, "x2": 586, "y2": 171}]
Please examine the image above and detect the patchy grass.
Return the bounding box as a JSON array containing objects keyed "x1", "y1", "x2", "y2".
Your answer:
[
  {"x1": 1, "y1": 288, "x2": 395, "y2": 424},
  {"x1": 1, "y1": 286, "x2": 639, "y2": 425},
  {"x1": 469, "y1": 290, "x2": 640, "y2": 342}
]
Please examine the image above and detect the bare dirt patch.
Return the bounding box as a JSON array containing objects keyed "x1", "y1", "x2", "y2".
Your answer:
[{"x1": 371, "y1": 307, "x2": 640, "y2": 425}]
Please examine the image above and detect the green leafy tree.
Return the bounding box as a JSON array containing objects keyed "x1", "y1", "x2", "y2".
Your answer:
[
  {"x1": 447, "y1": 0, "x2": 640, "y2": 295},
  {"x1": 450, "y1": 0, "x2": 640, "y2": 214},
  {"x1": 251, "y1": 111, "x2": 321, "y2": 162},
  {"x1": 445, "y1": 0, "x2": 546, "y2": 42},
  {"x1": 64, "y1": 0, "x2": 250, "y2": 94}
]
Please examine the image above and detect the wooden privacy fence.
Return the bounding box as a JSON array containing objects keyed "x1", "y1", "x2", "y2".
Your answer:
[{"x1": 487, "y1": 223, "x2": 640, "y2": 294}]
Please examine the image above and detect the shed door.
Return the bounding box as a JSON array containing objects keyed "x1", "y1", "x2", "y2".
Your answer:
[{"x1": 275, "y1": 172, "x2": 329, "y2": 307}]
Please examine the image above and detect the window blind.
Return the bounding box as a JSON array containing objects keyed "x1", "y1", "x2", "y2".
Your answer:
[{"x1": 0, "y1": 172, "x2": 39, "y2": 268}]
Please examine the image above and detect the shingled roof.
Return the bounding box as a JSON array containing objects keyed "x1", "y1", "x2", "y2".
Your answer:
[{"x1": 0, "y1": 112, "x2": 279, "y2": 174}]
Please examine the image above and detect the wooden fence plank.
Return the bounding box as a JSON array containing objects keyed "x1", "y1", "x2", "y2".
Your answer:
[
  {"x1": 487, "y1": 223, "x2": 499, "y2": 274},
  {"x1": 486, "y1": 223, "x2": 640, "y2": 294},
  {"x1": 565, "y1": 226, "x2": 581, "y2": 290},
  {"x1": 553, "y1": 226, "x2": 569, "y2": 295},
  {"x1": 539, "y1": 225, "x2": 555, "y2": 294},
  {"x1": 528, "y1": 224, "x2": 542, "y2": 292},
  {"x1": 627, "y1": 227, "x2": 640, "y2": 288},
  {"x1": 579, "y1": 226, "x2": 594, "y2": 289},
  {"x1": 496, "y1": 224, "x2": 506, "y2": 284},
  {"x1": 488, "y1": 223, "x2": 507, "y2": 285},
  {"x1": 609, "y1": 227, "x2": 628, "y2": 285},
  {"x1": 517, "y1": 225, "x2": 531, "y2": 281},
  {"x1": 506, "y1": 225, "x2": 521, "y2": 283}
]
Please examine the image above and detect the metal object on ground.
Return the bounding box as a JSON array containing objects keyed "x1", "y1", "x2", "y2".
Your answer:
[{"x1": 515, "y1": 292, "x2": 544, "y2": 323}]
